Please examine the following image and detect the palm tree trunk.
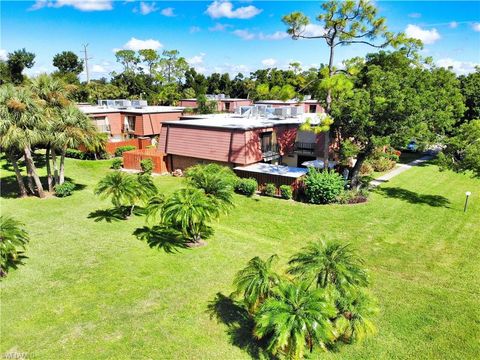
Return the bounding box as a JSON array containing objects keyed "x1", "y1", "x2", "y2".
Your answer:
[
  {"x1": 24, "y1": 146, "x2": 45, "y2": 198},
  {"x1": 45, "y1": 144, "x2": 54, "y2": 192},
  {"x1": 59, "y1": 146, "x2": 66, "y2": 184},
  {"x1": 26, "y1": 162, "x2": 35, "y2": 195},
  {"x1": 8, "y1": 152, "x2": 28, "y2": 197},
  {"x1": 51, "y1": 147, "x2": 59, "y2": 184}
]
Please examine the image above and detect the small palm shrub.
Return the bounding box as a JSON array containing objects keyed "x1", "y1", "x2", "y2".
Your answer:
[
  {"x1": 140, "y1": 158, "x2": 154, "y2": 174},
  {"x1": 279, "y1": 185, "x2": 293, "y2": 200},
  {"x1": 264, "y1": 183, "x2": 276, "y2": 197},
  {"x1": 359, "y1": 162, "x2": 373, "y2": 176},
  {"x1": 54, "y1": 181, "x2": 75, "y2": 197},
  {"x1": 114, "y1": 145, "x2": 136, "y2": 157},
  {"x1": 304, "y1": 168, "x2": 345, "y2": 204},
  {"x1": 185, "y1": 163, "x2": 238, "y2": 188},
  {"x1": 235, "y1": 178, "x2": 258, "y2": 196},
  {"x1": 111, "y1": 158, "x2": 123, "y2": 170},
  {"x1": 0, "y1": 216, "x2": 30, "y2": 277}
]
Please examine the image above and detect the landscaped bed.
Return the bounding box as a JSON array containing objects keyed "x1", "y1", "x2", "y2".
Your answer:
[{"x1": 1, "y1": 156, "x2": 479, "y2": 359}]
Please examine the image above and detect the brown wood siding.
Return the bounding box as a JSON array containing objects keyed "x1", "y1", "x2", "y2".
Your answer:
[
  {"x1": 105, "y1": 138, "x2": 152, "y2": 154},
  {"x1": 135, "y1": 112, "x2": 181, "y2": 137},
  {"x1": 122, "y1": 149, "x2": 168, "y2": 174}
]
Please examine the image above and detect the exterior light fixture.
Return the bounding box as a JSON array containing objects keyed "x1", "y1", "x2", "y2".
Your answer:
[{"x1": 464, "y1": 191, "x2": 471, "y2": 213}]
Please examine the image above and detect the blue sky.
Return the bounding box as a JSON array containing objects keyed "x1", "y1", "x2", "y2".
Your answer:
[{"x1": 2, "y1": 1, "x2": 479, "y2": 80}]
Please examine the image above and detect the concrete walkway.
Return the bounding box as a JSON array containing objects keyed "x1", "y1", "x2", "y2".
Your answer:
[{"x1": 370, "y1": 154, "x2": 435, "y2": 187}]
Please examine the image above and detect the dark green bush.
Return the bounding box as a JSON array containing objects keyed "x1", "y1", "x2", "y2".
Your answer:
[
  {"x1": 279, "y1": 185, "x2": 293, "y2": 200},
  {"x1": 111, "y1": 158, "x2": 123, "y2": 170},
  {"x1": 65, "y1": 148, "x2": 85, "y2": 160},
  {"x1": 185, "y1": 163, "x2": 238, "y2": 187},
  {"x1": 140, "y1": 159, "x2": 154, "y2": 174},
  {"x1": 304, "y1": 168, "x2": 345, "y2": 204},
  {"x1": 235, "y1": 178, "x2": 258, "y2": 197},
  {"x1": 114, "y1": 145, "x2": 136, "y2": 157},
  {"x1": 54, "y1": 181, "x2": 75, "y2": 197},
  {"x1": 264, "y1": 183, "x2": 276, "y2": 197}
]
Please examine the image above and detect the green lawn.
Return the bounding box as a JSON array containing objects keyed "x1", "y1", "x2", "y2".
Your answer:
[{"x1": 1, "y1": 157, "x2": 479, "y2": 359}]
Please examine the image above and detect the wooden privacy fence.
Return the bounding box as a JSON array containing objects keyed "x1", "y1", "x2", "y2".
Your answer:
[
  {"x1": 122, "y1": 149, "x2": 168, "y2": 174},
  {"x1": 105, "y1": 138, "x2": 152, "y2": 154}
]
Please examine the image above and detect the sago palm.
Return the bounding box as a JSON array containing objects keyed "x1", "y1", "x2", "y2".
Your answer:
[
  {"x1": 333, "y1": 287, "x2": 378, "y2": 343},
  {"x1": 254, "y1": 281, "x2": 336, "y2": 359},
  {"x1": 161, "y1": 188, "x2": 217, "y2": 243},
  {"x1": 287, "y1": 240, "x2": 369, "y2": 291},
  {"x1": 0, "y1": 216, "x2": 30, "y2": 277},
  {"x1": 95, "y1": 171, "x2": 140, "y2": 216},
  {"x1": 233, "y1": 254, "x2": 281, "y2": 314}
]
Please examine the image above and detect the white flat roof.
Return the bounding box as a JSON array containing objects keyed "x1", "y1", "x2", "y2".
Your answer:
[
  {"x1": 234, "y1": 163, "x2": 308, "y2": 178},
  {"x1": 255, "y1": 99, "x2": 320, "y2": 104},
  {"x1": 168, "y1": 113, "x2": 323, "y2": 130},
  {"x1": 180, "y1": 98, "x2": 249, "y2": 102},
  {"x1": 78, "y1": 105, "x2": 184, "y2": 115}
]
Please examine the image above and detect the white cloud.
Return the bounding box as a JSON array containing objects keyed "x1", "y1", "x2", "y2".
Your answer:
[
  {"x1": 0, "y1": 49, "x2": 7, "y2": 61},
  {"x1": 408, "y1": 13, "x2": 422, "y2": 19},
  {"x1": 120, "y1": 37, "x2": 163, "y2": 51},
  {"x1": 161, "y1": 7, "x2": 175, "y2": 17},
  {"x1": 190, "y1": 26, "x2": 201, "y2": 33},
  {"x1": 303, "y1": 24, "x2": 326, "y2": 37},
  {"x1": 31, "y1": 0, "x2": 113, "y2": 11},
  {"x1": 405, "y1": 24, "x2": 441, "y2": 45},
  {"x1": 232, "y1": 29, "x2": 255, "y2": 40},
  {"x1": 259, "y1": 31, "x2": 288, "y2": 40},
  {"x1": 436, "y1": 58, "x2": 479, "y2": 75},
  {"x1": 91, "y1": 64, "x2": 107, "y2": 73},
  {"x1": 188, "y1": 53, "x2": 206, "y2": 65},
  {"x1": 472, "y1": 23, "x2": 480, "y2": 32},
  {"x1": 139, "y1": 2, "x2": 156, "y2": 15},
  {"x1": 261, "y1": 58, "x2": 277, "y2": 67},
  {"x1": 206, "y1": 1, "x2": 262, "y2": 19},
  {"x1": 449, "y1": 21, "x2": 458, "y2": 29},
  {"x1": 209, "y1": 23, "x2": 231, "y2": 32}
]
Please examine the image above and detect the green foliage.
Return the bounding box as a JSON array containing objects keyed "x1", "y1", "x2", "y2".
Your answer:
[
  {"x1": 459, "y1": 67, "x2": 480, "y2": 121},
  {"x1": 52, "y1": 51, "x2": 84, "y2": 75},
  {"x1": 65, "y1": 148, "x2": 86, "y2": 160},
  {"x1": 5, "y1": 48, "x2": 36, "y2": 84},
  {"x1": 233, "y1": 254, "x2": 281, "y2": 314},
  {"x1": 254, "y1": 281, "x2": 336, "y2": 358},
  {"x1": 359, "y1": 162, "x2": 374, "y2": 176},
  {"x1": 114, "y1": 145, "x2": 136, "y2": 157},
  {"x1": 279, "y1": 185, "x2": 293, "y2": 200},
  {"x1": 0, "y1": 216, "x2": 29, "y2": 277},
  {"x1": 288, "y1": 240, "x2": 369, "y2": 291},
  {"x1": 263, "y1": 183, "x2": 277, "y2": 197},
  {"x1": 111, "y1": 158, "x2": 123, "y2": 170},
  {"x1": 54, "y1": 181, "x2": 75, "y2": 197},
  {"x1": 140, "y1": 158, "x2": 154, "y2": 174},
  {"x1": 339, "y1": 139, "x2": 360, "y2": 165},
  {"x1": 438, "y1": 119, "x2": 480, "y2": 177},
  {"x1": 336, "y1": 189, "x2": 369, "y2": 205},
  {"x1": 235, "y1": 178, "x2": 258, "y2": 197},
  {"x1": 184, "y1": 164, "x2": 237, "y2": 212},
  {"x1": 161, "y1": 188, "x2": 218, "y2": 243},
  {"x1": 304, "y1": 168, "x2": 345, "y2": 204}
]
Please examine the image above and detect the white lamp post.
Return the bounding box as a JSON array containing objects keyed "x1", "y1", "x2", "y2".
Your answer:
[{"x1": 464, "y1": 191, "x2": 471, "y2": 213}]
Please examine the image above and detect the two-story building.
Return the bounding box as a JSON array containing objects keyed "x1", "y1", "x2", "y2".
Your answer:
[{"x1": 255, "y1": 99, "x2": 324, "y2": 114}]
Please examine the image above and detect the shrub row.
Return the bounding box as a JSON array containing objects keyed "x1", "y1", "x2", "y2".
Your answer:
[{"x1": 114, "y1": 145, "x2": 136, "y2": 157}]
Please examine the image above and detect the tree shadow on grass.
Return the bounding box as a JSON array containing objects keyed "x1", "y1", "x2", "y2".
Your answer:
[
  {"x1": 207, "y1": 293, "x2": 275, "y2": 360},
  {"x1": 88, "y1": 208, "x2": 127, "y2": 223},
  {"x1": 133, "y1": 225, "x2": 190, "y2": 254},
  {"x1": 1, "y1": 175, "x2": 86, "y2": 199},
  {"x1": 375, "y1": 187, "x2": 450, "y2": 208}
]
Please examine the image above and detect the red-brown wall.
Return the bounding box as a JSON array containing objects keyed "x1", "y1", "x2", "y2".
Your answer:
[{"x1": 134, "y1": 112, "x2": 182, "y2": 137}]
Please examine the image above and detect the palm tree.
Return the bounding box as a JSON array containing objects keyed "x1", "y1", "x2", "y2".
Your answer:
[
  {"x1": 185, "y1": 164, "x2": 236, "y2": 212},
  {"x1": 53, "y1": 105, "x2": 97, "y2": 184},
  {"x1": 0, "y1": 216, "x2": 30, "y2": 277},
  {"x1": 0, "y1": 84, "x2": 46, "y2": 198},
  {"x1": 145, "y1": 194, "x2": 166, "y2": 223},
  {"x1": 254, "y1": 281, "x2": 336, "y2": 359},
  {"x1": 95, "y1": 171, "x2": 140, "y2": 217},
  {"x1": 30, "y1": 74, "x2": 71, "y2": 191},
  {"x1": 233, "y1": 254, "x2": 281, "y2": 314},
  {"x1": 287, "y1": 240, "x2": 369, "y2": 291},
  {"x1": 333, "y1": 287, "x2": 378, "y2": 343},
  {"x1": 161, "y1": 188, "x2": 217, "y2": 244}
]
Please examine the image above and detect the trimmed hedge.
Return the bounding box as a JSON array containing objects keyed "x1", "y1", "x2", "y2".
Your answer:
[
  {"x1": 114, "y1": 145, "x2": 136, "y2": 157},
  {"x1": 54, "y1": 181, "x2": 75, "y2": 197},
  {"x1": 304, "y1": 168, "x2": 345, "y2": 204},
  {"x1": 279, "y1": 185, "x2": 293, "y2": 200},
  {"x1": 111, "y1": 158, "x2": 123, "y2": 170},
  {"x1": 235, "y1": 178, "x2": 258, "y2": 197},
  {"x1": 264, "y1": 183, "x2": 276, "y2": 197}
]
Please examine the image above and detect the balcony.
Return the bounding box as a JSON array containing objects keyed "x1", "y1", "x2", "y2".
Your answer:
[
  {"x1": 261, "y1": 143, "x2": 280, "y2": 161},
  {"x1": 294, "y1": 142, "x2": 316, "y2": 154}
]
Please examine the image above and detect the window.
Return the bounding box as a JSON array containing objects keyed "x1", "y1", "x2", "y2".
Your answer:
[
  {"x1": 93, "y1": 116, "x2": 110, "y2": 133},
  {"x1": 124, "y1": 116, "x2": 135, "y2": 132},
  {"x1": 260, "y1": 132, "x2": 272, "y2": 153},
  {"x1": 309, "y1": 104, "x2": 317, "y2": 113},
  {"x1": 224, "y1": 102, "x2": 231, "y2": 112}
]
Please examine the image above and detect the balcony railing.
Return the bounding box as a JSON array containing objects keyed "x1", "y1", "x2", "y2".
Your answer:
[
  {"x1": 294, "y1": 142, "x2": 316, "y2": 154},
  {"x1": 262, "y1": 143, "x2": 280, "y2": 161}
]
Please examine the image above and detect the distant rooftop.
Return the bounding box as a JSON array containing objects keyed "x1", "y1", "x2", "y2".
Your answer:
[
  {"x1": 78, "y1": 99, "x2": 184, "y2": 115},
  {"x1": 234, "y1": 163, "x2": 308, "y2": 178}
]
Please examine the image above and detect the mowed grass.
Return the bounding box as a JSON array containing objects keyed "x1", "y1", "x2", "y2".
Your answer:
[{"x1": 1, "y1": 157, "x2": 479, "y2": 360}]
